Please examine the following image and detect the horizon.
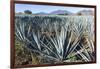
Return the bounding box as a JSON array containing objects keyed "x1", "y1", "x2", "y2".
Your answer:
[{"x1": 15, "y1": 4, "x2": 94, "y2": 14}]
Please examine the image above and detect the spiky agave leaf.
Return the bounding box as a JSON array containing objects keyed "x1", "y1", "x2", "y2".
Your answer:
[{"x1": 15, "y1": 15, "x2": 95, "y2": 64}]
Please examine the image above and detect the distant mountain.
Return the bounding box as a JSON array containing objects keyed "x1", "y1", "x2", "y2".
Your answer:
[
  {"x1": 76, "y1": 10, "x2": 94, "y2": 15},
  {"x1": 34, "y1": 10, "x2": 73, "y2": 15},
  {"x1": 50, "y1": 10, "x2": 73, "y2": 15},
  {"x1": 35, "y1": 12, "x2": 48, "y2": 15}
]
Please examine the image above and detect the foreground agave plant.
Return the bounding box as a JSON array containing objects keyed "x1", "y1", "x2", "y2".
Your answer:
[{"x1": 15, "y1": 14, "x2": 95, "y2": 64}]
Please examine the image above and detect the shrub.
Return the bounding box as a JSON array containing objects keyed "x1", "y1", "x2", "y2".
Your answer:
[{"x1": 24, "y1": 10, "x2": 32, "y2": 14}]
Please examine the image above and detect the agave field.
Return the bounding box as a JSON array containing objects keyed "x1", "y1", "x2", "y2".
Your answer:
[{"x1": 15, "y1": 14, "x2": 95, "y2": 65}]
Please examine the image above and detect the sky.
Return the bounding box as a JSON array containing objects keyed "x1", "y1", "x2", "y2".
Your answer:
[{"x1": 15, "y1": 4, "x2": 94, "y2": 14}]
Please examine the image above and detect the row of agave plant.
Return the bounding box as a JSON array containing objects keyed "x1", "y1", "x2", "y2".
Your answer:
[{"x1": 15, "y1": 15, "x2": 95, "y2": 64}]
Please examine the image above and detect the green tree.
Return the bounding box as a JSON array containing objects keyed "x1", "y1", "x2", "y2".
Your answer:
[{"x1": 24, "y1": 10, "x2": 32, "y2": 14}]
